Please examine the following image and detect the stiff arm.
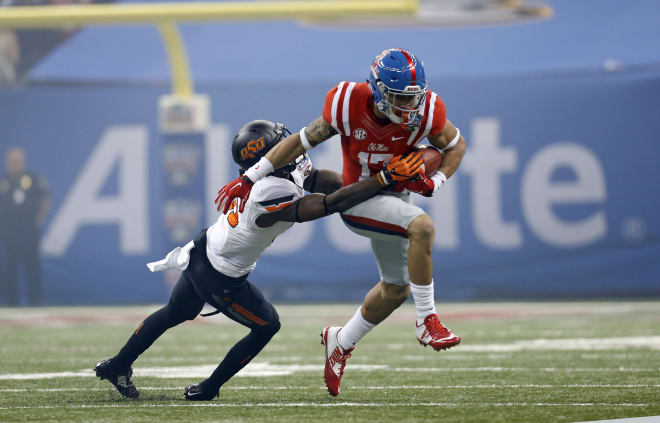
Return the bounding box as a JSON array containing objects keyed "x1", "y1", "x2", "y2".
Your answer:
[
  {"x1": 255, "y1": 170, "x2": 380, "y2": 228},
  {"x1": 264, "y1": 117, "x2": 337, "y2": 171}
]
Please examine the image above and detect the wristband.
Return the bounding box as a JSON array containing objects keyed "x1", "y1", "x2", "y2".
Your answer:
[
  {"x1": 244, "y1": 157, "x2": 274, "y2": 182},
  {"x1": 322, "y1": 195, "x2": 331, "y2": 215},
  {"x1": 377, "y1": 169, "x2": 392, "y2": 186},
  {"x1": 299, "y1": 128, "x2": 314, "y2": 151},
  {"x1": 431, "y1": 171, "x2": 447, "y2": 194}
]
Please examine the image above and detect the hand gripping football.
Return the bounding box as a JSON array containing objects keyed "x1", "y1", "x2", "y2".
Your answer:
[{"x1": 414, "y1": 145, "x2": 444, "y2": 177}]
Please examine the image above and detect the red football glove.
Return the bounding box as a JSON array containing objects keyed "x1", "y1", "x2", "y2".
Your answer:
[
  {"x1": 215, "y1": 175, "x2": 254, "y2": 214},
  {"x1": 394, "y1": 168, "x2": 435, "y2": 197}
]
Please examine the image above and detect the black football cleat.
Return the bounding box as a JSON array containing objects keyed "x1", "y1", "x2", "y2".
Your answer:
[
  {"x1": 184, "y1": 383, "x2": 220, "y2": 401},
  {"x1": 94, "y1": 358, "x2": 140, "y2": 399}
]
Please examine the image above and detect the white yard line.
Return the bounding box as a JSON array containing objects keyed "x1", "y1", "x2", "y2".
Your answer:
[
  {"x1": 458, "y1": 336, "x2": 660, "y2": 352},
  {"x1": 1, "y1": 384, "x2": 658, "y2": 393},
  {"x1": 1, "y1": 363, "x2": 657, "y2": 381}
]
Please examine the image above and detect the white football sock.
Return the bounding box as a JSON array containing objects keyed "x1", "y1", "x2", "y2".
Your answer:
[
  {"x1": 337, "y1": 307, "x2": 375, "y2": 350},
  {"x1": 410, "y1": 281, "x2": 437, "y2": 324}
]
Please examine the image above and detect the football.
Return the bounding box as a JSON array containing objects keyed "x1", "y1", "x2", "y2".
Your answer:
[{"x1": 414, "y1": 145, "x2": 444, "y2": 177}]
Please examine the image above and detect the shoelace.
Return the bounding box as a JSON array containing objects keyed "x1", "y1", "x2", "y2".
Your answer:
[
  {"x1": 425, "y1": 315, "x2": 451, "y2": 337},
  {"x1": 333, "y1": 348, "x2": 353, "y2": 376}
]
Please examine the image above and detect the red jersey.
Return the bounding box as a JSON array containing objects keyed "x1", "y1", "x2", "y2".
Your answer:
[{"x1": 322, "y1": 81, "x2": 447, "y2": 185}]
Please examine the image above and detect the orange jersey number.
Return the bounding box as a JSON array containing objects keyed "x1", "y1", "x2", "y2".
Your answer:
[{"x1": 227, "y1": 199, "x2": 240, "y2": 228}]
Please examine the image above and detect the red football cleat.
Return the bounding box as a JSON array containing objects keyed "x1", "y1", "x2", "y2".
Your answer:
[
  {"x1": 320, "y1": 326, "x2": 354, "y2": 396},
  {"x1": 416, "y1": 314, "x2": 461, "y2": 351}
]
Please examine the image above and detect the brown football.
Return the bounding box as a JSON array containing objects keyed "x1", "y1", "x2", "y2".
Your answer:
[{"x1": 414, "y1": 145, "x2": 444, "y2": 177}]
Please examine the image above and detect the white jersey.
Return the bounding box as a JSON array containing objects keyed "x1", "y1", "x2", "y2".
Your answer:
[{"x1": 205, "y1": 156, "x2": 312, "y2": 277}]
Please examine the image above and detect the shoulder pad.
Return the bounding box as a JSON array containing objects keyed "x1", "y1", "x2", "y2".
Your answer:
[{"x1": 251, "y1": 177, "x2": 299, "y2": 212}]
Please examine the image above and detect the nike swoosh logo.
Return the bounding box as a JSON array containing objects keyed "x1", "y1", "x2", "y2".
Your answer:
[{"x1": 392, "y1": 136, "x2": 405, "y2": 141}]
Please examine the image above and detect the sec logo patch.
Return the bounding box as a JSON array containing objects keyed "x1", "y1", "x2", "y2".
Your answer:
[{"x1": 353, "y1": 128, "x2": 367, "y2": 141}]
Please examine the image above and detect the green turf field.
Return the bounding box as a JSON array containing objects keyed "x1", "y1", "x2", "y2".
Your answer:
[{"x1": 1, "y1": 302, "x2": 659, "y2": 423}]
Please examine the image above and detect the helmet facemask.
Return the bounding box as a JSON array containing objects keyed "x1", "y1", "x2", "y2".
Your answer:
[
  {"x1": 278, "y1": 152, "x2": 308, "y2": 175},
  {"x1": 370, "y1": 68, "x2": 428, "y2": 126},
  {"x1": 368, "y1": 48, "x2": 429, "y2": 127}
]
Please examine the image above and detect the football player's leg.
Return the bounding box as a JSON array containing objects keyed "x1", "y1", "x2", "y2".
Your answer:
[
  {"x1": 407, "y1": 214, "x2": 461, "y2": 350},
  {"x1": 95, "y1": 272, "x2": 204, "y2": 398},
  {"x1": 112, "y1": 272, "x2": 205, "y2": 368},
  {"x1": 337, "y1": 194, "x2": 421, "y2": 349},
  {"x1": 187, "y1": 281, "x2": 280, "y2": 400},
  {"x1": 338, "y1": 240, "x2": 409, "y2": 351},
  {"x1": 322, "y1": 238, "x2": 409, "y2": 396},
  {"x1": 407, "y1": 213, "x2": 436, "y2": 315},
  {"x1": 338, "y1": 238, "x2": 410, "y2": 350},
  {"x1": 363, "y1": 237, "x2": 411, "y2": 322}
]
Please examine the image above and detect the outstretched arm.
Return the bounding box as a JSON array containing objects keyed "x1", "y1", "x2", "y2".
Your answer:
[
  {"x1": 215, "y1": 117, "x2": 337, "y2": 214},
  {"x1": 303, "y1": 169, "x2": 343, "y2": 195},
  {"x1": 257, "y1": 177, "x2": 382, "y2": 227},
  {"x1": 265, "y1": 117, "x2": 338, "y2": 172},
  {"x1": 255, "y1": 152, "x2": 424, "y2": 227}
]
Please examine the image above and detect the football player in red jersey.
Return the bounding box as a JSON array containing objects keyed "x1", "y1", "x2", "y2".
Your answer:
[{"x1": 216, "y1": 49, "x2": 467, "y2": 396}]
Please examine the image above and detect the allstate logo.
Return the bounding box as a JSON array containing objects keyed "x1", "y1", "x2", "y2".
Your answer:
[{"x1": 353, "y1": 128, "x2": 367, "y2": 141}]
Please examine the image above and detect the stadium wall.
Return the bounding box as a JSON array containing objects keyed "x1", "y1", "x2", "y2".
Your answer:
[{"x1": 1, "y1": 68, "x2": 659, "y2": 303}]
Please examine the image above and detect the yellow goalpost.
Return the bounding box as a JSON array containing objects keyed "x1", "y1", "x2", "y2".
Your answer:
[{"x1": 0, "y1": 1, "x2": 418, "y2": 97}]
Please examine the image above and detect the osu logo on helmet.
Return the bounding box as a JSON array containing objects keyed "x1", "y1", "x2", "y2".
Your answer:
[{"x1": 240, "y1": 137, "x2": 266, "y2": 160}]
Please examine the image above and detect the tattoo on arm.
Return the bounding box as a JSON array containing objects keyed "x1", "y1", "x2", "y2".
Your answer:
[{"x1": 305, "y1": 117, "x2": 337, "y2": 146}]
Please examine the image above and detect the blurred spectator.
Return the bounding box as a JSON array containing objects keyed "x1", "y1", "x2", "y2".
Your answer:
[
  {"x1": 0, "y1": 29, "x2": 19, "y2": 84},
  {"x1": 0, "y1": 148, "x2": 50, "y2": 306},
  {"x1": 1, "y1": 0, "x2": 109, "y2": 83}
]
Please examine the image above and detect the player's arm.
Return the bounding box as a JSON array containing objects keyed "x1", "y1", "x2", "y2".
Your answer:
[
  {"x1": 399, "y1": 119, "x2": 466, "y2": 197},
  {"x1": 215, "y1": 117, "x2": 337, "y2": 214},
  {"x1": 427, "y1": 119, "x2": 466, "y2": 180},
  {"x1": 303, "y1": 168, "x2": 343, "y2": 195},
  {"x1": 265, "y1": 117, "x2": 337, "y2": 172},
  {"x1": 255, "y1": 152, "x2": 423, "y2": 227},
  {"x1": 256, "y1": 177, "x2": 382, "y2": 227}
]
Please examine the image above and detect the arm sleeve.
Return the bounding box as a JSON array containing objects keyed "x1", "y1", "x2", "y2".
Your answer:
[{"x1": 428, "y1": 95, "x2": 447, "y2": 136}]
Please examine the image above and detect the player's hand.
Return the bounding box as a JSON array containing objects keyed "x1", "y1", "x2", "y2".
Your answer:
[
  {"x1": 215, "y1": 175, "x2": 254, "y2": 214},
  {"x1": 394, "y1": 168, "x2": 435, "y2": 196},
  {"x1": 377, "y1": 151, "x2": 423, "y2": 186}
]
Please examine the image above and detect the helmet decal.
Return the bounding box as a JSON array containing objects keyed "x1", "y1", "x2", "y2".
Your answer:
[
  {"x1": 240, "y1": 137, "x2": 266, "y2": 160},
  {"x1": 231, "y1": 120, "x2": 299, "y2": 175}
]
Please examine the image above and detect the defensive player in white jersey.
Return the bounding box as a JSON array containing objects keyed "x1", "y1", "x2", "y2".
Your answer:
[
  {"x1": 216, "y1": 49, "x2": 467, "y2": 396},
  {"x1": 93, "y1": 120, "x2": 423, "y2": 401}
]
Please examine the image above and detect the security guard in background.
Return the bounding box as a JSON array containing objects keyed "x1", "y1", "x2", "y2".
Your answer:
[{"x1": 0, "y1": 147, "x2": 50, "y2": 306}]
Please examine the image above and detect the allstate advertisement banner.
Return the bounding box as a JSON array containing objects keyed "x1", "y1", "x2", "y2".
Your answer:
[{"x1": 0, "y1": 69, "x2": 658, "y2": 303}]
